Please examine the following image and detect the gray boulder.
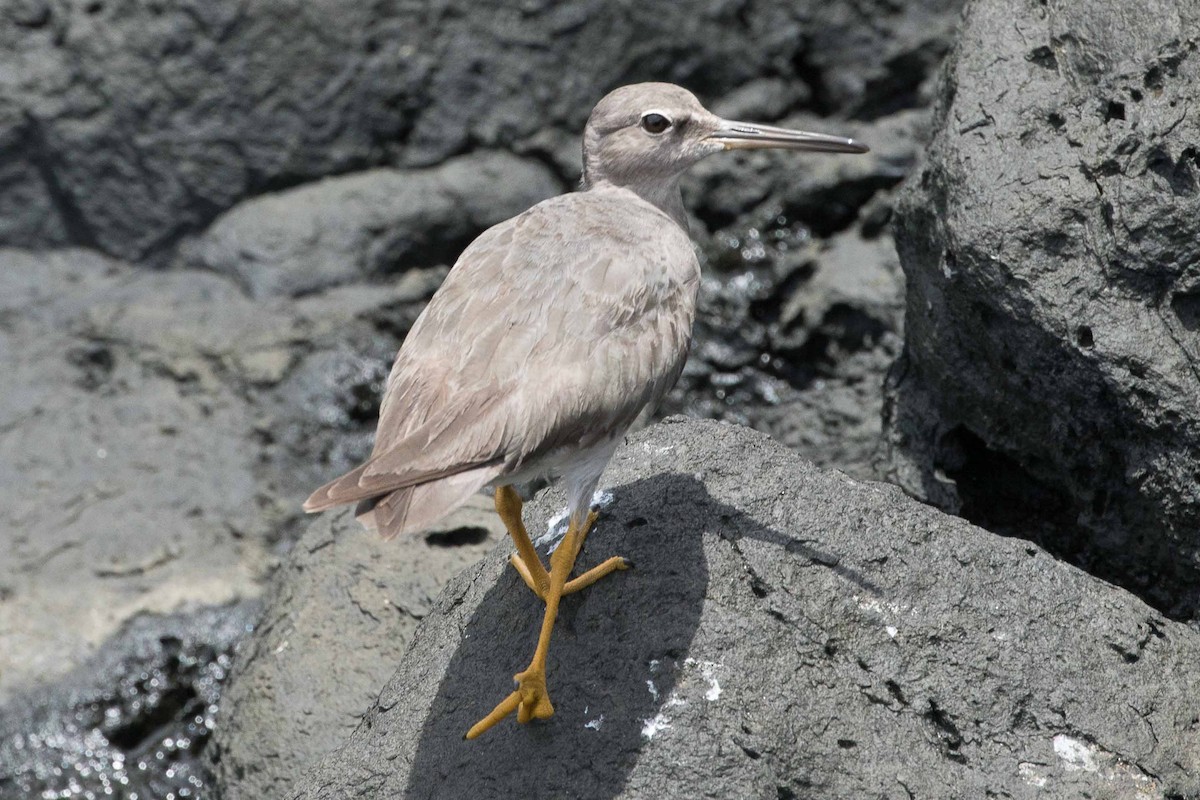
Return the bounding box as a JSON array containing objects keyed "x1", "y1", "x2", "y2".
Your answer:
[
  {"x1": 209, "y1": 498, "x2": 504, "y2": 800},
  {"x1": 183, "y1": 152, "x2": 560, "y2": 298},
  {"x1": 286, "y1": 418, "x2": 1200, "y2": 799},
  {"x1": 1, "y1": 0, "x2": 963, "y2": 262},
  {"x1": 883, "y1": 0, "x2": 1200, "y2": 615}
]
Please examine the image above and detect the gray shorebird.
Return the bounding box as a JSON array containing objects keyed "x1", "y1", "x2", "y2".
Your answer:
[{"x1": 304, "y1": 82, "x2": 867, "y2": 739}]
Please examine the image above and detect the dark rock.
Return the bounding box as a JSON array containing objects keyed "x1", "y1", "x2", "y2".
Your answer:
[
  {"x1": 183, "y1": 152, "x2": 560, "y2": 299},
  {"x1": 288, "y1": 418, "x2": 1200, "y2": 799},
  {"x1": 209, "y1": 498, "x2": 504, "y2": 800},
  {"x1": 883, "y1": 0, "x2": 1200, "y2": 619},
  {"x1": 0, "y1": 600, "x2": 259, "y2": 800},
  {"x1": 0, "y1": 0, "x2": 963, "y2": 263},
  {"x1": 806, "y1": 0, "x2": 963, "y2": 119},
  {"x1": 0, "y1": 1, "x2": 431, "y2": 261}
]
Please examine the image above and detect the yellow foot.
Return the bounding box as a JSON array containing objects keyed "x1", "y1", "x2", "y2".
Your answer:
[
  {"x1": 511, "y1": 552, "x2": 632, "y2": 599},
  {"x1": 468, "y1": 504, "x2": 629, "y2": 740},
  {"x1": 465, "y1": 667, "x2": 553, "y2": 739},
  {"x1": 508, "y1": 510, "x2": 631, "y2": 598}
]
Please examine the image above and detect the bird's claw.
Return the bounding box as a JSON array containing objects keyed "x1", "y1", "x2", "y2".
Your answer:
[
  {"x1": 514, "y1": 667, "x2": 554, "y2": 723},
  {"x1": 465, "y1": 667, "x2": 553, "y2": 738}
]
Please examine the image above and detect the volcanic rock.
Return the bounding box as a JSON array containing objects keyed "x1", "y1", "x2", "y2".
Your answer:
[
  {"x1": 282, "y1": 418, "x2": 1200, "y2": 799},
  {"x1": 883, "y1": 0, "x2": 1200, "y2": 618}
]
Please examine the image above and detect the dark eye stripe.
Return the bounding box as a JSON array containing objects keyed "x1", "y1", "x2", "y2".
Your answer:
[{"x1": 640, "y1": 113, "x2": 672, "y2": 134}]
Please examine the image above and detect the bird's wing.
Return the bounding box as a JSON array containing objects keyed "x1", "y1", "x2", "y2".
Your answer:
[{"x1": 304, "y1": 190, "x2": 699, "y2": 511}]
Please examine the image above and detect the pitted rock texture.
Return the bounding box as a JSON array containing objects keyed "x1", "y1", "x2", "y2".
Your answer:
[
  {"x1": 208, "y1": 498, "x2": 503, "y2": 800},
  {"x1": 284, "y1": 418, "x2": 1200, "y2": 800},
  {"x1": 883, "y1": 0, "x2": 1200, "y2": 618}
]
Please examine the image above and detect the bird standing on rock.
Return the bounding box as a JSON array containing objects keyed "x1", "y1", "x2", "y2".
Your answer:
[{"x1": 303, "y1": 82, "x2": 868, "y2": 738}]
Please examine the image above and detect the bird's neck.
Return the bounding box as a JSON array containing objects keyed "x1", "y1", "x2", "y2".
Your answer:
[{"x1": 583, "y1": 175, "x2": 689, "y2": 232}]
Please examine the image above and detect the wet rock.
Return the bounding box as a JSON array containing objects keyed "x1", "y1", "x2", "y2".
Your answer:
[
  {"x1": 0, "y1": 0, "x2": 963, "y2": 262},
  {"x1": 209, "y1": 497, "x2": 504, "y2": 800},
  {"x1": 183, "y1": 152, "x2": 560, "y2": 299},
  {"x1": 883, "y1": 0, "x2": 1200, "y2": 619},
  {"x1": 289, "y1": 418, "x2": 1200, "y2": 799},
  {"x1": 656, "y1": 110, "x2": 928, "y2": 483},
  {"x1": 0, "y1": 601, "x2": 259, "y2": 800}
]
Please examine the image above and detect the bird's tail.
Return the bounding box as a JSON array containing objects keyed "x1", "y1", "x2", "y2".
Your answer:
[{"x1": 349, "y1": 464, "x2": 501, "y2": 540}]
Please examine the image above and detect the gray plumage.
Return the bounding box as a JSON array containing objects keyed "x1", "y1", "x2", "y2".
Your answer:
[{"x1": 304, "y1": 83, "x2": 867, "y2": 538}]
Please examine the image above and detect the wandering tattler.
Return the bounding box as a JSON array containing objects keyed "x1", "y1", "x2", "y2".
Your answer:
[{"x1": 304, "y1": 82, "x2": 868, "y2": 739}]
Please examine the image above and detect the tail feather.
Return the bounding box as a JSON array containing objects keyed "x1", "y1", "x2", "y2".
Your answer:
[
  {"x1": 303, "y1": 463, "x2": 372, "y2": 513},
  {"x1": 302, "y1": 454, "x2": 504, "y2": 514},
  {"x1": 338, "y1": 463, "x2": 500, "y2": 539}
]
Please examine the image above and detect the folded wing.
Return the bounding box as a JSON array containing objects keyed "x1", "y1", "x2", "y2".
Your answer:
[{"x1": 303, "y1": 190, "x2": 699, "y2": 537}]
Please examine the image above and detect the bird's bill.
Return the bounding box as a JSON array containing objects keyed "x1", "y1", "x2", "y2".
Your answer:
[{"x1": 707, "y1": 120, "x2": 869, "y2": 154}]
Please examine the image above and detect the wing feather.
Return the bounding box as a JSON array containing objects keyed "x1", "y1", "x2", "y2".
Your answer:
[{"x1": 304, "y1": 188, "x2": 700, "y2": 518}]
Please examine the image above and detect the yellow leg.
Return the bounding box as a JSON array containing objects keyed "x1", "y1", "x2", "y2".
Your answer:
[
  {"x1": 495, "y1": 486, "x2": 549, "y2": 596},
  {"x1": 466, "y1": 514, "x2": 583, "y2": 739},
  {"x1": 506, "y1": 508, "x2": 630, "y2": 598},
  {"x1": 508, "y1": 552, "x2": 542, "y2": 594},
  {"x1": 465, "y1": 503, "x2": 632, "y2": 739}
]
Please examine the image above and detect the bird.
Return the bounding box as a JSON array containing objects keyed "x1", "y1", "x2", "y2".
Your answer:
[{"x1": 303, "y1": 82, "x2": 868, "y2": 739}]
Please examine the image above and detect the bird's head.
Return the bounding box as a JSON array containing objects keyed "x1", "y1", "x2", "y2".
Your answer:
[{"x1": 581, "y1": 82, "x2": 868, "y2": 191}]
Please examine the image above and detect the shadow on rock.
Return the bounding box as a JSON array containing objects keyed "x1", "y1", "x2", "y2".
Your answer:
[
  {"x1": 402, "y1": 472, "x2": 877, "y2": 799},
  {"x1": 404, "y1": 473, "x2": 718, "y2": 799},
  {"x1": 291, "y1": 419, "x2": 1200, "y2": 799}
]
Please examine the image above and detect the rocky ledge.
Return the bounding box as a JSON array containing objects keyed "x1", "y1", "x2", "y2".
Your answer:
[{"x1": 215, "y1": 418, "x2": 1199, "y2": 799}]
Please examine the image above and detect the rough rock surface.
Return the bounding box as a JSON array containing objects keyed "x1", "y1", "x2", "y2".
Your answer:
[
  {"x1": 883, "y1": 0, "x2": 1200, "y2": 617},
  {"x1": 1, "y1": 0, "x2": 960, "y2": 262},
  {"x1": 208, "y1": 498, "x2": 503, "y2": 800},
  {"x1": 287, "y1": 419, "x2": 1200, "y2": 800}
]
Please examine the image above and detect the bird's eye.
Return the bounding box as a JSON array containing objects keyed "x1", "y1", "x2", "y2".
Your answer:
[{"x1": 640, "y1": 112, "x2": 672, "y2": 134}]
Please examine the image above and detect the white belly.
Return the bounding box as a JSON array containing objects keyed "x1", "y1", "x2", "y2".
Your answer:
[{"x1": 489, "y1": 435, "x2": 623, "y2": 522}]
